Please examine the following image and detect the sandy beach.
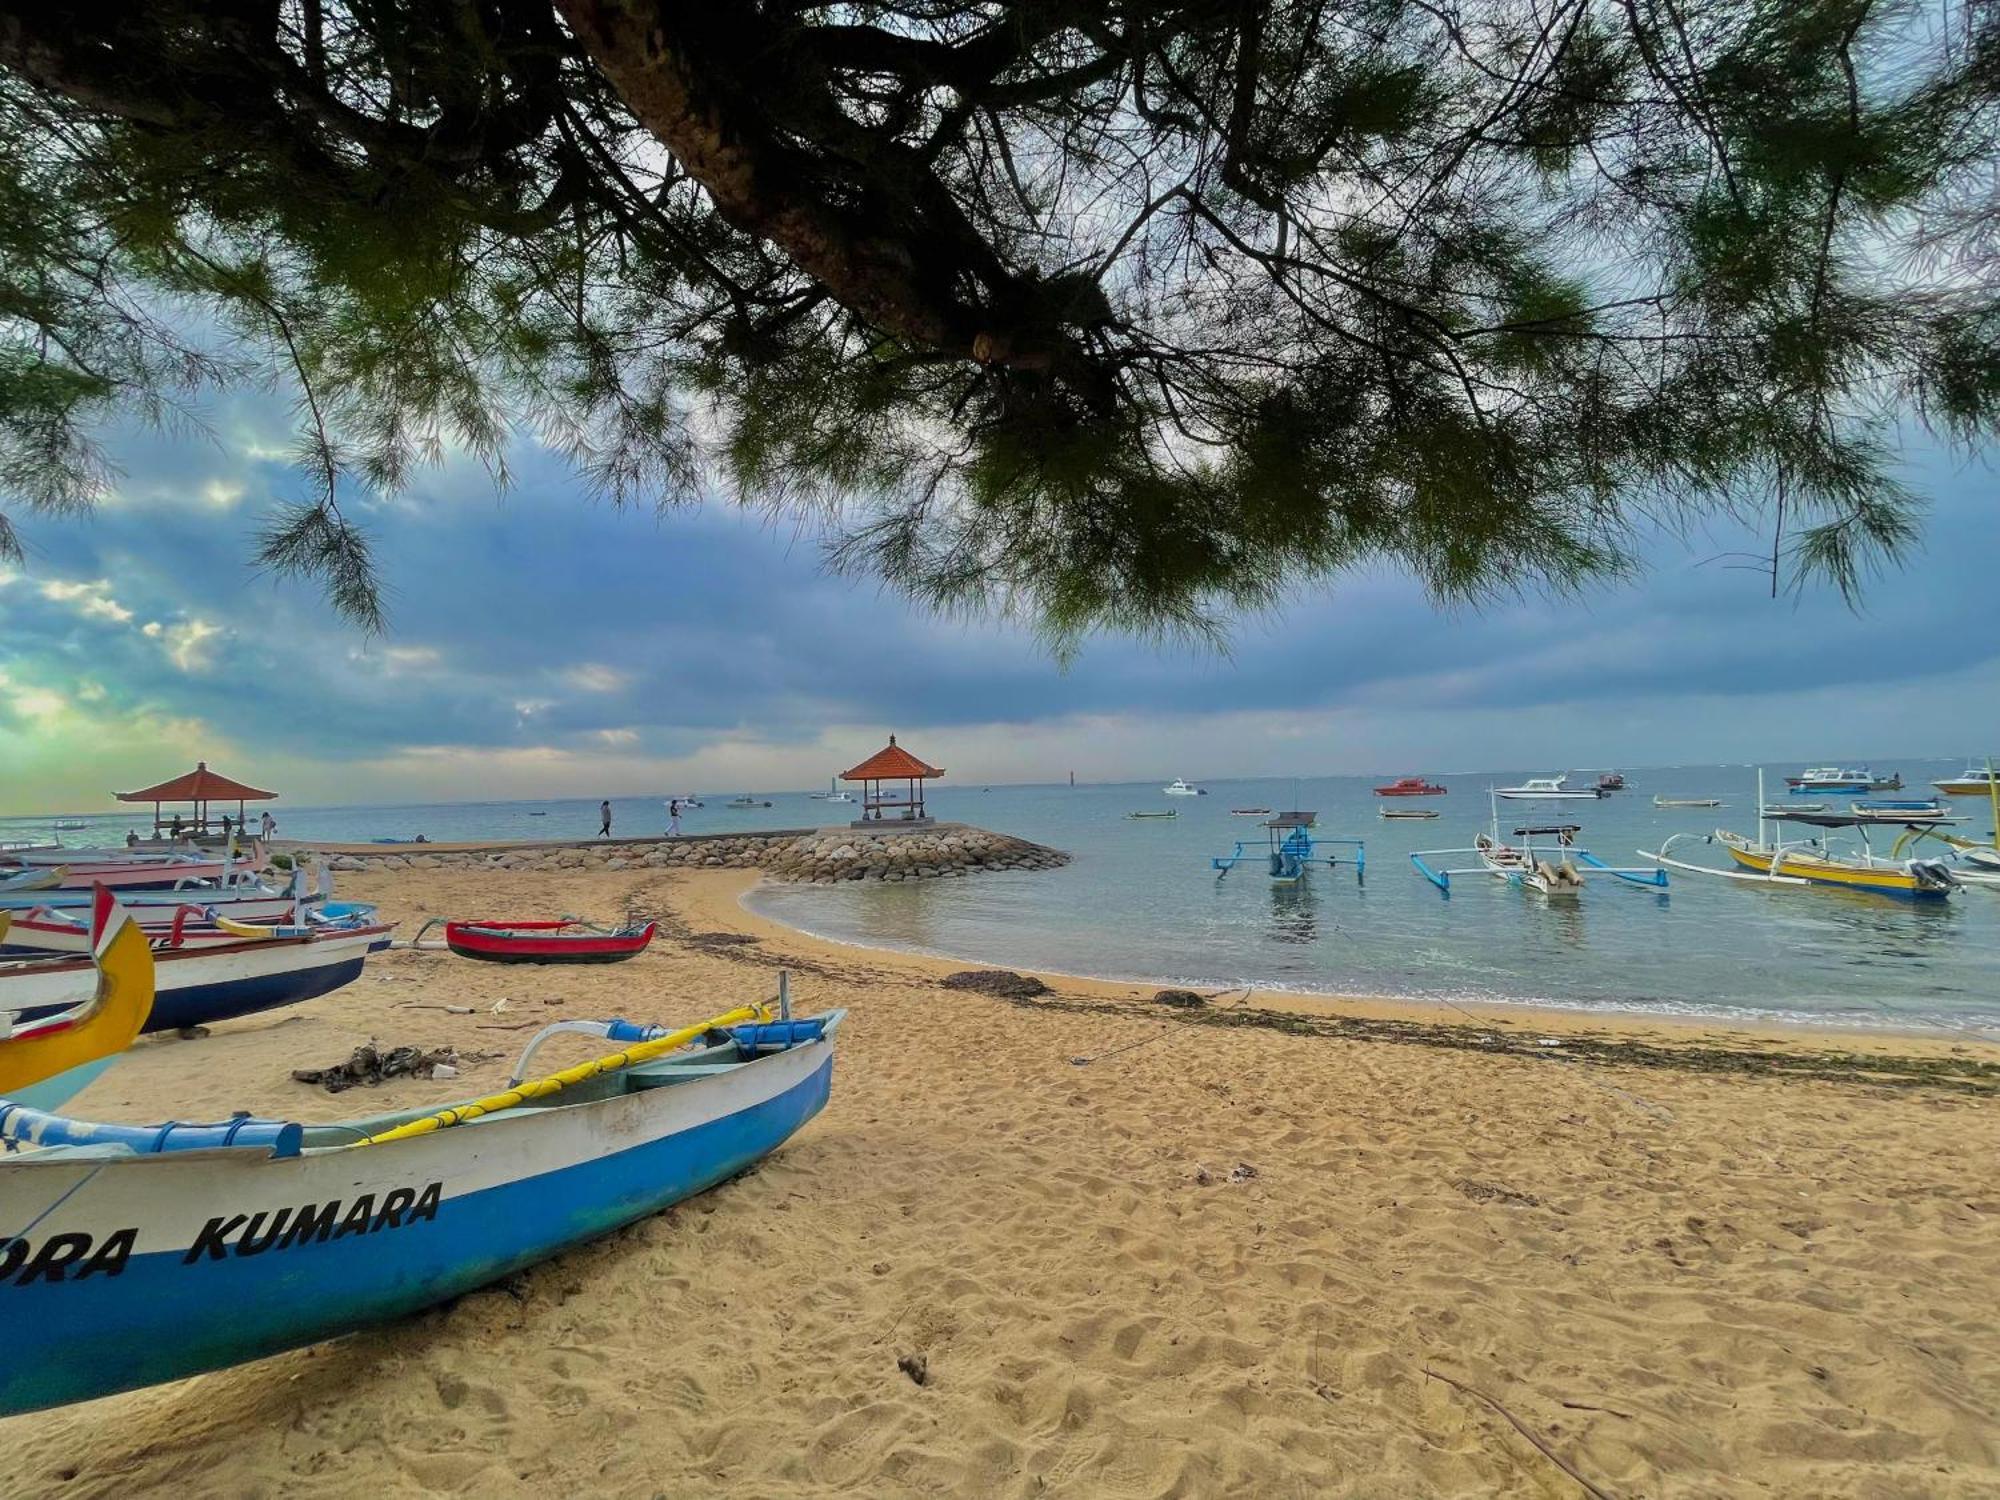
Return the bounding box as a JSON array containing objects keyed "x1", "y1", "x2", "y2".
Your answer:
[{"x1": 4, "y1": 863, "x2": 1999, "y2": 1497}]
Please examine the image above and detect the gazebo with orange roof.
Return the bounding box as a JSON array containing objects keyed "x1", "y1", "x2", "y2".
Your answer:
[
  {"x1": 840, "y1": 735, "x2": 944, "y2": 826},
  {"x1": 116, "y1": 761, "x2": 278, "y2": 838}
]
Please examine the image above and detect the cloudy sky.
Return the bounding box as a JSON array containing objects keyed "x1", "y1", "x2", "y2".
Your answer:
[{"x1": 2, "y1": 385, "x2": 1995, "y2": 814}]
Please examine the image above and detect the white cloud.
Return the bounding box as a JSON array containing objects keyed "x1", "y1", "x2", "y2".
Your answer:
[
  {"x1": 202, "y1": 479, "x2": 247, "y2": 508},
  {"x1": 595, "y1": 727, "x2": 639, "y2": 746},
  {"x1": 40, "y1": 577, "x2": 134, "y2": 624},
  {"x1": 159, "y1": 618, "x2": 223, "y2": 673},
  {"x1": 569, "y1": 663, "x2": 629, "y2": 692}
]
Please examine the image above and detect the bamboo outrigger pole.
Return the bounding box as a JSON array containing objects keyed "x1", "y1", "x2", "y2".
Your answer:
[{"x1": 355, "y1": 1001, "x2": 771, "y2": 1147}]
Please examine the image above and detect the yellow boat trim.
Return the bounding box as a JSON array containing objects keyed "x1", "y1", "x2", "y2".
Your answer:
[
  {"x1": 212, "y1": 914, "x2": 280, "y2": 940},
  {"x1": 0, "y1": 896, "x2": 155, "y2": 1093},
  {"x1": 354, "y1": 1000, "x2": 772, "y2": 1147},
  {"x1": 1724, "y1": 844, "x2": 1925, "y2": 892}
]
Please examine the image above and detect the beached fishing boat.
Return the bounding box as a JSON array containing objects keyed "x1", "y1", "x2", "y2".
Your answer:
[
  {"x1": 1379, "y1": 808, "x2": 1441, "y2": 820},
  {"x1": 1492, "y1": 775, "x2": 1603, "y2": 801},
  {"x1": 1, "y1": 920, "x2": 392, "y2": 1033},
  {"x1": 0, "y1": 899, "x2": 379, "y2": 957},
  {"x1": 1413, "y1": 798, "x2": 1665, "y2": 897},
  {"x1": 0, "y1": 890, "x2": 153, "y2": 1112},
  {"x1": 430, "y1": 918, "x2": 658, "y2": 965},
  {"x1": 1162, "y1": 779, "x2": 1204, "y2": 796},
  {"x1": 1373, "y1": 777, "x2": 1446, "y2": 797},
  {"x1": 0, "y1": 868, "x2": 61, "y2": 896},
  {"x1": 0, "y1": 851, "x2": 230, "y2": 890},
  {"x1": 1653, "y1": 796, "x2": 1724, "y2": 808},
  {"x1": 0, "y1": 980, "x2": 840, "y2": 1416}
]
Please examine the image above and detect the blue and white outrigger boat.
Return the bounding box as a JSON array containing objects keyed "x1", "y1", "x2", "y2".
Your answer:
[
  {"x1": 1211, "y1": 813, "x2": 1364, "y2": 885},
  {"x1": 0, "y1": 903, "x2": 842, "y2": 1415},
  {"x1": 1412, "y1": 794, "x2": 1668, "y2": 899}
]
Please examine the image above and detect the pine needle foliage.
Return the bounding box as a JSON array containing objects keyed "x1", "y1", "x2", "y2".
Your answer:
[{"x1": 0, "y1": 0, "x2": 1994, "y2": 634}]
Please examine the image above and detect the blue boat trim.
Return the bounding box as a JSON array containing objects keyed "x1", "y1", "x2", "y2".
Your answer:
[{"x1": 0, "y1": 1047, "x2": 834, "y2": 1415}]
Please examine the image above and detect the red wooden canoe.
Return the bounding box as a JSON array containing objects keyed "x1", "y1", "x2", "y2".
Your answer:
[
  {"x1": 443, "y1": 919, "x2": 658, "y2": 964},
  {"x1": 1373, "y1": 777, "x2": 1447, "y2": 797}
]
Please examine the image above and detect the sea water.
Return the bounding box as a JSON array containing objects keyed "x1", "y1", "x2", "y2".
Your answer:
[{"x1": 10, "y1": 762, "x2": 1996, "y2": 1031}]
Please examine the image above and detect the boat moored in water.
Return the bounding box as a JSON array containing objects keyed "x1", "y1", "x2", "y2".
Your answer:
[
  {"x1": 1785, "y1": 766, "x2": 1903, "y2": 793},
  {"x1": 1162, "y1": 779, "x2": 1205, "y2": 796},
  {"x1": 1493, "y1": 775, "x2": 1603, "y2": 801},
  {"x1": 1374, "y1": 777, "x2": 1446, "y2": 797}
]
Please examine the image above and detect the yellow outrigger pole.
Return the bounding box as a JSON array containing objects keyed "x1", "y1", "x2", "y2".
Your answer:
[
  {"x1": 356, "y1": 1001, "x2": 772, "y2": 1147},
  {"x1": 1988, "y1": 756, "x2": 1998, "y2": 851}
]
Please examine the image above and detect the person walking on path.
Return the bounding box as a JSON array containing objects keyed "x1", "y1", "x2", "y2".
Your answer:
[
  {"x1": 260, "y1": 811, "x2": 276, "y2": 840},
  {"x1": 667, "y1": 799, "x2": 682, "y2": 837},
  {"x1": 599, "y1": 799, "x2": 613, "y2": 838}
]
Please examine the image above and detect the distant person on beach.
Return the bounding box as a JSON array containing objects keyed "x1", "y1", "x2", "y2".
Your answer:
[
  {"x1": 125, "y1": 829, "x2": 139, "y2": 848},
  {"x1": 599, "y1": 799, "x2": 613, "y2": 837},
  {"x1": 169, "y1": 814, "x2": 184, "y2": 840},
  {"x1": 668, "y1": 799, "x2": 682, "y2": 837},
  {"x1": 220, "y1": 814, "x2": 233, "y2": 841},
  {"x1": 260, "y1": 811, "x2": 276, "y2": 840}
]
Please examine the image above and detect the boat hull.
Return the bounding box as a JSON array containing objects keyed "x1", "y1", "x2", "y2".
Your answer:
[
  {"x1": 0, "y1": 1033, "x2": 835, "y2": 1414},
  {"x1": 442, "y1": 920, "x2": 657, "y2": 965},
  {"x1": 1722, "y1": 843, "x2": 1947, "y2": 899},
  {"x1": 4, "y1": 929, "x2": 388, "y2": 1031}
]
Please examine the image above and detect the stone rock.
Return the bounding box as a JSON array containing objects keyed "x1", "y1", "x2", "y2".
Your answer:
[{"x1": 940, "y1": 970, "x2": 1051, "y2": 999}]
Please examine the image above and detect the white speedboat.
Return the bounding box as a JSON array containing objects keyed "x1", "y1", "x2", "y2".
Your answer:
[
  {"x1": 808, "y1": 777, "x2": 852, "y2": 803},
  {"x1": 1493, "y1": 775, "x2": 1603, "y2": 801},
  {"x1": 1162, "y1": 779, "x2": 1204, "y2": 797}
]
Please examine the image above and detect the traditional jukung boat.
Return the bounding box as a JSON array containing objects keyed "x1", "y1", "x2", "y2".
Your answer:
[
  {"x1": 1654, "y1": 796, "x2": 1724, "y2": 808},
  {"x1": 1211, "y1": 815, "x2": 1361, "y2": 884},
  {"x1": 1638, "y1": 773, "x2": 1957, "y2": 900},
  {"x1": 0, "y1": 889, "x2": 153, "y2": 1112},
  {"x1": 433, "y1": 918, "x2": 658, "y2": 965},
  {"x1": 0, "y1": 856, "x2": 229, "y2": 890},
  {"x1": 0, "y1": 978, "x2": 841, "y2": 1416},
  {"x1": 0, "y1": 899, "x2": 379, "y2": 957},
  {"x1": 2, "y1": 919, "x2": 392, "y2": 1032},
  {"x1": 1374, "y1": 777, "x2": 1446, "y2": 797},
  {"x1": 1492, "y1": 775, "x2": 1603, "y2": 801},
  {"x1": 1126, "y1": 810, "x2": 1178, "y2": 819},
  {"x1": 1229, "y1": 807, "x2": 1272, "y2": 817},
  {"x1": 1413, "y1": 798, "x2": 1666, "y2": 898},
  {"x1": 1379, "y1": 808, "x2": 1440, "y2": 819},
  {"x1": 0, "y1": 868, "x2": 61, "y2": 895}
]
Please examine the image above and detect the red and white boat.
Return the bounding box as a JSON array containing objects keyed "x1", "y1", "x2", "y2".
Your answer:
[
  {"x1": 437, "y1": 918, "x2": 658, "y2": 965},
  {"x1": 1373, "y1": 777, "x2": 1447, "y2": 798}
]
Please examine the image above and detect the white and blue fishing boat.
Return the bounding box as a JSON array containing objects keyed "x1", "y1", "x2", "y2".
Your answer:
[
  {"x1": 0, "y1": 898, "x2": 379, "y2": 957},
  {"x1": 2, "y1": 918, "x2": 392, "y2": 1033},
  {"x1": 1413, "y1": 794, "x2": 1668, "y2": 898},
  {"x1": 0, "y1": 951, "x2": 840, "y2": 1414}
]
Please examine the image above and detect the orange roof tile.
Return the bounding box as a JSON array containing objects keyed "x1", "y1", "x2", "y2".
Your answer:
[
  {"x1": 840, "y1": 736, "x2": 944, "y2": 782},
  {"x1": 116, "y1": 761, "x2": 278, "y2": 803}
]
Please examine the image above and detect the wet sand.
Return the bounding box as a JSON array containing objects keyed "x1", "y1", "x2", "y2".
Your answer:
[{"x1": 3, "y1": 865, "x2": 1998, "y2": 1497}]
